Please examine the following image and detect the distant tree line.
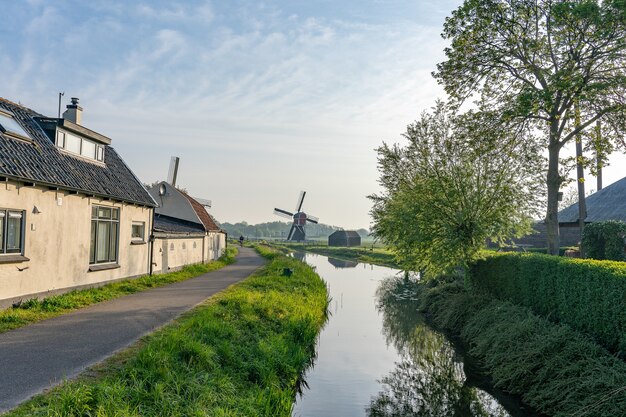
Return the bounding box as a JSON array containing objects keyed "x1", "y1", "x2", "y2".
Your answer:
[{"x1": 219, "y1": 221, "x2": 370, "y2": 240}]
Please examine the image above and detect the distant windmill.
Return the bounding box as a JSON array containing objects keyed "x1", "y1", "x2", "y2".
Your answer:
[{"x1": 274, "y1": 191, "x2": 319, "y2": 241}]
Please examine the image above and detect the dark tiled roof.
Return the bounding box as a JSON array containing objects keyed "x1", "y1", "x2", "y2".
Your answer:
[
  {"x1": 153, "y1": 214, "x2": 206, "y2": 234},
  {"x1": 0, "y1": 97, "x2": 156, "y2": 207},
  {"x1": 329, "y1": 230, "x2": 361, "y2": 238},
  {"x1": 180, "y1": 191, "x2": 223, "y2": 232},
  {"x1": 559, "y1": 176, "x2": 626, "y2": 224}
]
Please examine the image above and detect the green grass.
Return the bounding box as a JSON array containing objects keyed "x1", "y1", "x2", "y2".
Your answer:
[
  {"x1": 7, "y1": 251, "x2": 329, "y2": 417},
  {"x1": 0, "y1": 247, "x2": 238, "y2": 334},
  {"x1": 416, "y1": 277, "x2": 626, "y2": 417},
  {"x1": 269, "y1": 242, "x2": 400, "y2": 268}
]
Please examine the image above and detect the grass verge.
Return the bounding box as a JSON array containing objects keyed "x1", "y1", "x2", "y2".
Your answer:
[
  {"x1": 0, "y1": 247, "x2": 238, "y2": 334},
  {"x1": 417, "y1": 277, "x2": 626, "y2": 417},
  {"x1": 269, "y1": 242, "x2": 400, "y2": 268},
  {"x1": 6, "y1": 249, "x2": 329, "y2": 417}
]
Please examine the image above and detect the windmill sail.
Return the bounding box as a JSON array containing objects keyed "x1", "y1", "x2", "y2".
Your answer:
[{"x1": 296, "y1": 191, "x2": 306, "y2": 212}]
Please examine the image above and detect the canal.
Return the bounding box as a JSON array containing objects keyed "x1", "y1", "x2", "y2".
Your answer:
[{"x1": 291, "y1": 252, "x2": 538, "y2": 417}]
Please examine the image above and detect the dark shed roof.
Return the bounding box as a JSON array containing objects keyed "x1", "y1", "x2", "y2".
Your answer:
[
  {"x1": 0, "y1": 97, "x2": 155, "y2": 207},
  {"x1": 329, "y1": 230, "x2": 361, "y2": 238},
  {"x1": 559, "y1": 176, "x2": 626, "y2": 224},
  {"x1": 153, "y1": 214, "x2": 206, "y2": 235}
]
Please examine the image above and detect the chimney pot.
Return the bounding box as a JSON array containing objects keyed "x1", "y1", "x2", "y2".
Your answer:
[{"x1": 62, "y1": 97, "x2": 83, "y2": 125}]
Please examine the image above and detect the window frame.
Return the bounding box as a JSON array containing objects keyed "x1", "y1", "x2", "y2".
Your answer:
[
  {"x1": 0, "y1": 110, "x2": 30, "y2": 141},
  {"x1": 56, "y1": 128, "x2": 105, "y2": 163},
  {"x1": 131, "y1": 221, "x2": 145, "y2": 243},
  {"x1": 90, "y1": 205, "x2": 120, "y2": 265},
  {"x1": 0, "y1": 208, "x2": 25, "y2": 256}
]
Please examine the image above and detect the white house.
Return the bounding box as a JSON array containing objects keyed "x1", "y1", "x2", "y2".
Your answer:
[
  {"x1": 0, "y1": 97, "x2": 157, "y2": 306},
  {"x1": 148, "y1": 181, "x2": 226, "y2": 273}
]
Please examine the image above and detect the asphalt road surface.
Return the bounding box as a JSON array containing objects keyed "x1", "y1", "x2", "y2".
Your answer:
[{"x1": 0, "y1": 247, "x2": 265, "y2": 413}]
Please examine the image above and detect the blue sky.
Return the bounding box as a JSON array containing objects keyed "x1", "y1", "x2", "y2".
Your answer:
[{"x1": 2, "y1": 0, "x2": 623, "y2": 229}]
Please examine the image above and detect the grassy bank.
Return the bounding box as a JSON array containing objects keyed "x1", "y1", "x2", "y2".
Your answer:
[
  {"x1": 0, "y1": 247, "x2": 238, "y2": 334},
  {"x1": 271, "y1": 242, "x2": 400, "y2": 268},
  {"x1": 7, "y1": 249, "x2": 329, "y2": 417},
  {"x1": 417, "y1": 277, "x2": 626, "y2": 417}
]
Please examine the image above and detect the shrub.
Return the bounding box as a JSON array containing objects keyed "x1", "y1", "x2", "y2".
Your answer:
[
  {"x1": 581, "y1": 220, "x2": 626, "y2": 261},
  {"x1": 470, "y1": 252, "x2": 626, "y2": 355}
]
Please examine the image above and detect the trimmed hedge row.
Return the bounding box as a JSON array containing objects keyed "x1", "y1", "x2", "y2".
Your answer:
[{"x1": 470, "y1": 252, "x2": 626, "y2": 355}]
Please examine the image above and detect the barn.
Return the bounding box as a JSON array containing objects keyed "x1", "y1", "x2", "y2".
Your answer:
[{"x1": 328, "y1": 230, "x2": 361, "y2": 247}]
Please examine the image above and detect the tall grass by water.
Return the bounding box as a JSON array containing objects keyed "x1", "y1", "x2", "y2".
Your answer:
[
  {"x1": 417, "y1": 277, "x2": 626, "y2": 417},
  {"x1": 7, "y1": 250, "x2": 329, "y2": 417},
  {"x1": 0, "y1": 247, "x2": 238, "y2": 334}
]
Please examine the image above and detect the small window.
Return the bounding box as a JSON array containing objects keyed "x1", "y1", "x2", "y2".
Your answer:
[
  {"x1": 0, "y1": 209, "x2": 25, "y2": 255},
  {"x1": 81, "y1": 139, "x2": 96, "y2": 159},
  {"x1": 56, "y1": 131, "x2": 66, "y2": 148},
  {"x1": 56, "y1": 129, "x2": 105, "y2": 163},
  {"x1": 0, "y1": 111, "x2": 30, "y2": 139},
  {"x1": 65, "y1": 132, "x2": 81, "y2": 154},
  {"x1": 131, "y1": 222, "x2": 145, "y2": 241},
  {"x1": 96, "y1": 145, "x2": 104, "y2": 161}
]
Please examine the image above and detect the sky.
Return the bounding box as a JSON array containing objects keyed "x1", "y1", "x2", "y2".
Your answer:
[{"x1": 2, "y1": 0, "x2": 624, "y2": 229}]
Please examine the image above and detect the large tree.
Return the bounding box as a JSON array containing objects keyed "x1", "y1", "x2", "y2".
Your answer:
[
  {"x1": 369, "y1": 102, "x2": 542, "y2": 277},
  {"x1": 435, "y1": 0, "x2": 626, "y2": 254}
]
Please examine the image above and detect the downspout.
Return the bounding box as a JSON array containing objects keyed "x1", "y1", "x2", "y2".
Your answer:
[
  {"x1": 149, "y1": 209, "x2": 155, "y2": 276},
  {"x1": 202, "y1": 232, "x2": 206, "y2": 264}
]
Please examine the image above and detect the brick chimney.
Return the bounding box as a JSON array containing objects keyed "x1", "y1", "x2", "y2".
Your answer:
[{"x1": 62, "y1": 97, "x2": 83, "y2": 125}]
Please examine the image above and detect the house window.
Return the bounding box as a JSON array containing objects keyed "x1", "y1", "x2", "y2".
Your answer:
[
  {"x1": 56, "y1": 129, "x2": 105, "y2": 162},
  {"x1": 0, "y1": 209, "x2": 25, "y2": 255},
  {"x1": 131, "y1": 222, "x2": 145, "y2": 242},
  {"x1": 90, "y1": 206, "x2": 119, "y2": 264},
  {"x1": 0, "y1": 110, "x2": 30, "y2": 140}
]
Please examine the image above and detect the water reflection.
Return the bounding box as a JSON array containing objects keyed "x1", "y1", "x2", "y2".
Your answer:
[
  {"x1": 328, "y1": 258, "x2": 359, "y2": 268},
  {"x1": 369, "y1": 276, "x2": 511, "y2": 417}
]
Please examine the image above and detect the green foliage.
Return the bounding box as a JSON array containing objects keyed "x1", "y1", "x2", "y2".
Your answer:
[
  {"x1": 369, "y1": 102, "x2": 541, "y2": 277},
  {"x1": 0, "y1": 247, "x2": 238, "y2": 333},
  {"x1": 418, "y1": 279, "x2": 626, "y2": 417},
  {"x1": 435, "y1": 0, "x2": 626, "y2": 254},
  {"x1": 470, "y1": 252, "x2": 626, "y2": 354},
  {"x1": 582, "y1": 220, "x2": 626, "y2": 260},
  {"x1": 8, "y1": 254, "x2": 329, "y2": 417}
]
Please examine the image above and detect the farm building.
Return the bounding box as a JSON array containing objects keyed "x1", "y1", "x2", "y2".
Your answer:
[
  {"x1": 508, "y1": 177, "x2": 626, "y2": 249},
  {"x1": 148, "y1": 181, "x2": 226, "y2": 273},
  {"x1": 328, "y1": 230, "x2": 361, "y2": 247},
  {"x1": 0, "y1": 97, "x2": 157, "y2": 306}
]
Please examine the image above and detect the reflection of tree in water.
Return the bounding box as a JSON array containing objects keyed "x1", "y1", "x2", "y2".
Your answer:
[{"x1": 369, "y1": 276, "x2": 510, "y2": 417}]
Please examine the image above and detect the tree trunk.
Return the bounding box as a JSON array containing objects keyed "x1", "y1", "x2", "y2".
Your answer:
[
  {"x1": 546, "y1": 128, "x2": 561, "y2": 255},
  {"x1": 575, "y1": 134, "x2": 587, "y2": 256},
  {"x1": 596, "y1": 120, "x2": 603, "y2": 191}
]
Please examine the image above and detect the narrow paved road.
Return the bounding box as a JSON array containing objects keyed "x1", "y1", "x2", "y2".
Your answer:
[{"x1": 0, "y1": 247, "x2": 265, "y2": 413}]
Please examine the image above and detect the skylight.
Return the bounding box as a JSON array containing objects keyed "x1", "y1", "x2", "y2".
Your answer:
[{"x1": 0, "y1": 111, "x2": 30, "y2": 139}]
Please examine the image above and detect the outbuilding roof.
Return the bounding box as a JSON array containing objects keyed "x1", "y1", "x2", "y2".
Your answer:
[
  {"x1": 329, "y1": 230, "x2": 361, "y2": 238},
  {"x1": 0, "y1": 97, "x2": 156, "y2": 207},
  {"x1": 153, "y1": 214, "x2": 207, "y2": 235},
  {"x1": 180, "y1": 191, "x2": 222, "y2": 232},
  {"x1": 559, "y1": 176, "x2": 626, "y2": 224}
]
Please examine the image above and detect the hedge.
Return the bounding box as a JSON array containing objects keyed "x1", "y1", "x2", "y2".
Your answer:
[{"x1": 470, "y1": 252, "x2": 626, "y2": 355}]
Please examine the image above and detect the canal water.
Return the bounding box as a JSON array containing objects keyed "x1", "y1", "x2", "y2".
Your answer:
[{"x1": 291, "y1": 252, "x2": 537, "y2": 417}]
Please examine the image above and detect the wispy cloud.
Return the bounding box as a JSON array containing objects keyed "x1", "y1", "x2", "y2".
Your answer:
[{"x1": 2, "y1": 0, "x2": 461, "y2": 228}]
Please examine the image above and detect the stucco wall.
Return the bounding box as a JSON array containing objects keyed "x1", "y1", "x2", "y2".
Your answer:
[
  {"x1": 0, "y1": 181, "x2": 152, "y2": 302},
  {"x1": 153, "y1": 232, "x2": 226, "y2": 274}
]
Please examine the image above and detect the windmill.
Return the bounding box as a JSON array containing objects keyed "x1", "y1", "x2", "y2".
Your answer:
[{"x1": 274, "y1": 191, "x2": 319, "y2": 241}]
